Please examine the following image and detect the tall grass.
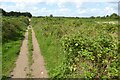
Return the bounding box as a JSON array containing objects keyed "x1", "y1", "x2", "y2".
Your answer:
[
  {"x1": 2, "y1": 40, "x2": 22, "y2": 76},
  {"x1": 32, "y1": 17, "x2": 65, "y2": 77}
]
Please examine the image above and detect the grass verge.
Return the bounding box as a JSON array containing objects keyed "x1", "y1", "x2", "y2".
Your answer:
[
  {"x1": 28, "y1": 29, "x2": 33, "y2": 66},
  {"x1": 2, "y1": 40, "x2": 22, "y2": 77},
  {"x1": 33, "y1": 24, "x2": 65, "y2": 77},
  {"x1": 27, "y1": 28, "x2": 33, "y2": 77}
]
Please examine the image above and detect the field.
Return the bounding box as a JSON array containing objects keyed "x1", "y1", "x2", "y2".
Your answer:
[{"x1": 31, "y1": 17, "x2": 119, "y2": 78}]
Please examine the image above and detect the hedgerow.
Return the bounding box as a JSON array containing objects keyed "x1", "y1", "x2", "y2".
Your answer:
[{"x1": 2, "y1": 16, "x2": 29, "y2": 43}]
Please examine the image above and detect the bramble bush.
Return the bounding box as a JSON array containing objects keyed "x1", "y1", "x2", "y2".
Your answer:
[
  {"x1": 61, "y1": 31, "x2": 119, "y2": 78},
  {"x1": 31, "y1": 17, "x2": 119, "y2": 79},
  {"x1": 2, "y1": 16, "x2": 29, "y2": 43}
]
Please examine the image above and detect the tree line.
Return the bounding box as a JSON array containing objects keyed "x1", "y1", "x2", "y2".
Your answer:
[
  {"x1": 1, "y1": 8, "x2": 32, "y2": 18},
  {"x1": 90, "y1": 13, "x2": 119, "y2": 19},
  {"x1": 38, "y1": 13, "x2": 119, "y2": 19}
]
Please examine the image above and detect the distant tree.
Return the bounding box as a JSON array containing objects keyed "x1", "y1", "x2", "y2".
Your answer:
[
  {"x1": 1, "y1": 9, "x2": 32, "y2": 18},
  {"x1": 90, "y1": 16, "x2": 95, "y2": 19},
  {"x1": 106, "y1": 15, "x2": 109, "y2": 17},
  {"x1": 0, "y1": 8, "x2": 6, "y2": 16},
  {"x1": 96, "y1": 16, "x2": 101, "y2": 19},
  {"x1": 50, "y1": 14, "x2": 53, "y2": 17},
  {"x1": 23, "y1": 12, "x2": 32, "y2": 18},
  {"x1": 110, "y1": 13, "x2": 119, "y2": 19},
  {"x1": 101, "y1": 16, "x2": 106, "y2": 19},
  {"x1": 76, "y1": 17, "x2": 79, "y2": 19}
]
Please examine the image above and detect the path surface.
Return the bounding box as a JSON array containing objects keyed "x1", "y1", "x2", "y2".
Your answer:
[
  {"x1": 31, "y1": 28, "x2": 48, "y2": 78},
  {"x1": 11, "y1": 26, "x2": 48, "y2": 78},
  {"x1": 11, "y1": 31, "x2": 29, "y2": 78}
]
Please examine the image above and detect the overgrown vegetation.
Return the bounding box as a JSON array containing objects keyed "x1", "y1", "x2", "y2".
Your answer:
[
  {"x1": 2, "y1": 16, "x2": 29, "y2": 43},
  {"x1": 2, "y1": 40, "x2": 22, "y2": 76},
  {"x1": 2, "y1": 16, "x2": 29, "y2": 77},
  {"x1": 31, "y1": 17, "x2": 119, "y2": 79},
  {"x1": 32, "y1": 17, "x2": 65, "y2": 77},
  {"x1": 61, "y1": 32, "x2": 118, "y2": 78}
]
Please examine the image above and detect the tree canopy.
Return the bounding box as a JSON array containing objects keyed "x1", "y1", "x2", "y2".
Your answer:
[
  {"x1": 92, "y1": 13, "x2": 119, "y2": 19},
  {"x1": 1, "y1": 8, "x2": 32, "y2": 18},
  {"x1": 110, "y1": 13, "x2": 119, "y2": 19}
]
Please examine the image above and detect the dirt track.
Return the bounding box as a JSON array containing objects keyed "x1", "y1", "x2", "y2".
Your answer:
[
  {"x1": 11, "y1": 30, "x2": 29, "y2": 78},
  {"x1": 11, "y1": 26, "x2": 48, "y2": 78},
  {"x1": 31, "y1": 28, "x2": 48, "y2": 78}
]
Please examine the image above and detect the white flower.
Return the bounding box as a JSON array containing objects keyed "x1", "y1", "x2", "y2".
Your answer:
[{"x1": 75, "y1": 43, "x2": 78, "y2": 46}]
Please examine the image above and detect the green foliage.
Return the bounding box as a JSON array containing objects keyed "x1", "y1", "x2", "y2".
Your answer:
[
  {"x1": 2, "y1": 40, "x2": 22, "y2": 76},
  {"x1": 1, "y1": 9, "x2": 32, "y2": 18},
  {"x1": 50, "y1": 14, "x2": 53, "y2": 17},
  {"x1": 110, "y1": 13, "x2": 119, "y2": 19},
  {"x1": 62, "y1": 32, "x2": 119, "y2": 78},
  {"x1": 32, "y1": 17, "x2": 65, "y2": 77},
  {"x1": 31, "y1": 17, "x2": 119, "y2": 78},
  {"x1": 2, "y1": 16, "x2": 29, "y2": 43}
]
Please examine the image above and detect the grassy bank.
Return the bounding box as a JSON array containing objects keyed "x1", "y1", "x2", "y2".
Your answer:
[
  {"x1": 2, "y1": 16, "x2": 29, "y2": 77},
  {"x1": 2, "y1": 40, "x2": 22, "y2": 76}
]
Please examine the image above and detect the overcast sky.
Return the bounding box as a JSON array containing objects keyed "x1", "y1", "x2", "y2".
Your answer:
[{"x1": 0, "y1": 0, "x2": 119, "y2": 17}]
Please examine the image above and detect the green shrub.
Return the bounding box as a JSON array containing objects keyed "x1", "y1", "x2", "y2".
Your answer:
[
  {"x1": 31, "y1": 17, "x2": 119, "y2": 78},
  {"x1": 2, "y1": 17, "x2": 29, "y2": 43},
  {"x1": 61, "y1": 32, "x2": 119, "y2": 78}
]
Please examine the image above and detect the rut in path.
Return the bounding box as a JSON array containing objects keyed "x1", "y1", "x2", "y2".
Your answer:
[{"x1": 11, "y1": 26, "x2": 48, "y2": 78}]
